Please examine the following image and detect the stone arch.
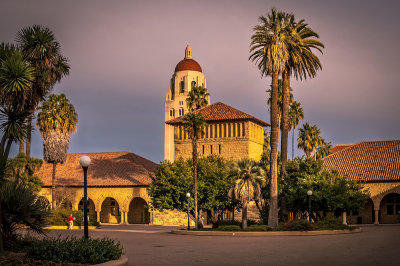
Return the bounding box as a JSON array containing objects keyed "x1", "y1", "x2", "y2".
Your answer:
[
  {"x1": 379, "y1": 193, "x2": 400, "y2": 224},
  {"x1": 58, "y1": 199, "x2": 73, "y2": 210},
  {"x1": 128, "y1": 197, "x2": 150, "y2": 224},
  {"x1": 78, "y1": 197, "x2": 96, "y2": 218},
  {"x1": 100, "y1": 197, "x2": 121, "y2": 224}
]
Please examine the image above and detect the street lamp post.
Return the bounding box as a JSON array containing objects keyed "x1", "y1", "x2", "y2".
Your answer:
[
  {"x1": 186, "y1": 192, "x2": 191, "y2": 230},
  {"x1": 79, "y1": 156, "x2": 91, "y2": 239},
  {"x1": 307, "y1": 190, "x2": 312, "y2": 223}
]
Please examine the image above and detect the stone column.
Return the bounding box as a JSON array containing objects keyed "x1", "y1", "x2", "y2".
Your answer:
[
  {"x1": 342, "y1": 211, "x2": 347, "y2": 225},
  {"x1": 374, "y1": 209, "x2": 380, "y2": 225},
  {"x1": 96, "y1": 211, "x2": 100, "y2": 223},
  {"x1": 125, "y1": 212, "x2": 128, "y2": 224},
  {"x1": 120, "y1": 212, "x2": 125, "y2": 224}
]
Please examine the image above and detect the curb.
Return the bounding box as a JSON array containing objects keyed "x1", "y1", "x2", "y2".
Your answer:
[
  {"x1": 44, "y1": 226, "x2": 98, "y2": 230},
  {"x1": 171, "y1": 228, "x2": 361, "y2": 236},
  {"x1": 94, "y1": 255, "x2": 128, "y2": 266}
]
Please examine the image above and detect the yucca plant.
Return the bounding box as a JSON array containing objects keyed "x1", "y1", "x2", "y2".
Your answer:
[{"x1": 1, "y1": 179, "x2": 50, "y2": 248}]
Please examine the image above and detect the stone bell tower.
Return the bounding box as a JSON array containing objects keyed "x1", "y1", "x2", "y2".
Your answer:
[{"x1": 164, "y1": 45, "x2": 210, "y2": 161}]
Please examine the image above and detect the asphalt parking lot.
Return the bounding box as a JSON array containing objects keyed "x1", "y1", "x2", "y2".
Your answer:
[{"x1": 44, "y1": 224, "x2": 400, "y2": 266}]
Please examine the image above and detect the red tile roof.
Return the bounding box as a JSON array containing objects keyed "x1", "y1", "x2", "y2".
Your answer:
[
  {"x1": 323, "y1": 140, "x2": 400, "y2": 182},
  {"x1": 330, "y1": 144, "x2": 354, "y2": 155},
  {"x1": 36, "y1": 152, "x2": 158, "y2": 187},
  {"x1": 165, "y1": 102, "x2": 270, "y2": 127}
]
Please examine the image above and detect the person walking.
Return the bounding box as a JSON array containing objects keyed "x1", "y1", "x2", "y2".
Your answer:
[{"x1": 68, "y1": 214, "x2": 74, "y2": 230}]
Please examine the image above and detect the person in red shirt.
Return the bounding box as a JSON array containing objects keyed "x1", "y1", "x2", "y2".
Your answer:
[{"x1": 68, "y1": 214, "x2": 74, "y2": 230}]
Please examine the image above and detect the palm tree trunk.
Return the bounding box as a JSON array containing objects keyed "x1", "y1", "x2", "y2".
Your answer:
[
  {"x1": 281, "y1": 68, "x2": 290, "y2": 178},
  {"x1": 26, "y1": 114, "x2": 33, "y2": 159},
  {"x1": 268, "y1": 71, "x2": 279, "y2": 230},
  {"x1": 0, "y1": 198, "x2": 3, "y2": 253},
  {"x1": 52, "y1": 163, "x2": 57, "y2": 209},
  {"x1": 4, "y1": 139, "x2": 12, "y2": 159},
  {"x1": 292, "y1": 127, "x2": 295, "y2": 160},
  {"x1": 242, "y1": 199, "x2": 248, "y2": 230},
  {"x1": 192, "y1": 131, "x2": 199, "y2": 229},
  {"x1": 19, "y1": 139, "x2": 25, "y2": 154},
  {"x1": 0, "y1": 134, "x2": 6, "y2": 156}
]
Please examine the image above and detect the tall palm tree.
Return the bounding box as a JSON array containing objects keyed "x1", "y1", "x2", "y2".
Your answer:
[
  {"x1": 249, "y1": 8, "x2": 289, "y2": 230},
  {"x1": 0, "y1": 44, "x2": 34, "y2": 253},
  {"x1": 297, "y1": 122, "x2": 321, "y2": 158},
  {"x1": 37, "y1": 94, "x2": 77, "y2": 209},
  {"x1": 16, "y1": 25, "x2": 70, "y2": 158},
  {"x1": 280, "y1": 14, "x2": 324, "y2": 177},
  {"x1": 288, "y1": 101, "x2": 304, "y2": 159},
  {"x1": 184, "y1": 86, "x2": 208, "y2": 229},
  {"x1": 267, "y1": 79, "x2": 293, "y2": 138},
  {"x1": 230, "y1": 159, "x2": 265, "y2": 229}
]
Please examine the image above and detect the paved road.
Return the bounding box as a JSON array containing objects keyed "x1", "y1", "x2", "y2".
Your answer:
[{"x1": 44, "y1": 224, "x2": 400, "y2": 266}]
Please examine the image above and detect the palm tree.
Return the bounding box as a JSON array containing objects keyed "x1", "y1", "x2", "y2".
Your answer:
[
  {"x1": 37, "y1": 94, "x2": 77, "y2": 209},
  {"x1": 280, "y1": 14, "x2": 324, "y2": 177},
  {"x1": 288, "y1": 101, "x2": 304, "y2": 159},
  {"x1": 184, "y1": 86, "x2": 208, "y2": 229},
  {"x1": 230, "y1": 159, "x2": 265, "y2": 229},
  {"x1": 316, "y1": 139, "x2": 332, "y2": 159},
  {"x1": 0, "y1": 44, "x2": 34, "y2": 252},
  {"x1": 297, "y1": 122, "x2": 321, "y2": 158},
  {"x1": 16, "y1": 25, "x2": 70, "y2": 158},
  {"x1": 266, "y1": 79, "x2": 293, "y2": 138},
  {"x1": 249, "y1": 8, "x2": 289, "y2": 230}
]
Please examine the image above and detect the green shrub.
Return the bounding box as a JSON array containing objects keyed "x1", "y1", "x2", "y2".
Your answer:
[
  {"x1": 47, "y1": 209, "x2": 99, "y2": 227},
  {"x1": 278, "y1": 219, "x2": 313, "y2": 231},
  {"x1": 216, "y1": 225, "x2": 241, "y2": 231},
  {"x1": 313, "y1": 217, "x2": 353, "y2": 231},
  {"x1": 246, "y1": 225, "x2": 270, "y2": 231},
  {"x1": 212, "y1": 220, "x2": 242, "y2": 229},
  {"x1": 25, "y1": 236, "x2": 123, "y2": 264}
]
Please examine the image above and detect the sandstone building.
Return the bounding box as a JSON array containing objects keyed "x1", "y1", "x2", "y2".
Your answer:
[
  {"x1": 323, "y1": 140, "x2": 400, "y2": 224},
  {"x1": 165, "y1": 46, "x2": 269, "y2": 162}
]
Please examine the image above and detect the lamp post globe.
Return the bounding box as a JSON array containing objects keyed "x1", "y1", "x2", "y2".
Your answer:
[
  {"x1": 79, "y1": 155, "x2": 91, "y2": 168},
  {"x1": 307, "y1": 190, "x2": 312, "y2": 196},
  {"x1": 307, "y1": 190, "x2": 312, "y2": 223},
  {"x1": 186, "y1": 192, "x2": 191, "y2": 198},
  {"x1": 79, "y1": 155, "x2": 91, "y2": 239}
]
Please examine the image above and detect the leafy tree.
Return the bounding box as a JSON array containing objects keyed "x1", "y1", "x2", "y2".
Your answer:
[
  {"x1": 230, "y1": 159, "x2": 265, "y2": 229},
  {"x1": 297, "y1": 122, "x2": 322, "y2": 158},
  {"x1": 148, "y1": 156, "x2": 237, "y2": 224},
  {"x1": 280, "y1": 14, "x2": 324, "y2": 178},
  {"x1": 37, "y1": 94, "x2": 77, "y2": 209},
  {"x1": 288, "y1": 101, "x2": 304, "y2": 159},
  {"x1": 16, "y1": 25, "x2": 70, "y2": 158},
  {"x1": 249, "y1": 8, "x2": 289, "y2": 229},
  {"x1": 5, "y1": 153, "x2": 43, "y2": 191},
  {"x1": 184, "y1": 86, "x2": 209, "y2": 229},
  {"x1": 281, "y1": 158, "x2": 369, "y2": 220}
]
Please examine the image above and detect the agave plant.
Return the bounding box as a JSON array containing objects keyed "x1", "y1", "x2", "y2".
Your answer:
[{"x1": 1, "y1": 179, "x2": 50, "y2": 248}]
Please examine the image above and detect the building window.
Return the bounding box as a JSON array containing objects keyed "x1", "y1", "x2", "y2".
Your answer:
[
  {"x1": 170, "y1": 109, "x2": 175, "y2": 118},
  {"x1": 179, "y1": 108, "x2": 184, "y2": 116},
  {"x1": 223, "y1": 124, "x2": 227, "y2": 138},
  {"x1": 386, "y1": 194, "x2": 400, "y2": 215},
  {"x1": 191, "y1": 81, "x2": 196, "y2": 89},
  {"x1": 210, "y1": 145, "x2": 213, "y2": 154},
  {"x1": 219, "y1": 124, "x2": 222, "y2": 138},
  {"x1": 242, "y1": 123, "x2": 245, "y2": 136},
  {"x1": 218, "y1": 144, "x2": 221, "y2": 154},
  {"x1": 202, "y1": 145, "x2": 205, "y2": 154},
  {"x1": 180, "y1": 81, "x2": 185, "y2": 93}
]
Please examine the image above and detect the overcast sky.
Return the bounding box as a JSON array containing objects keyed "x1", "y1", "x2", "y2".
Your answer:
[{"x1": 1, "y1": 0, "x2": 399, "y2": 163}]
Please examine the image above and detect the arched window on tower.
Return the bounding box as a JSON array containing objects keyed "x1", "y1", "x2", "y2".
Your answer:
[
  {"x1": 170, "y1": 108, "x2": 175, "y2": 118},
  {"x1": 180, "y1": 81, "x2": 185, "y2": 93},
  {"x1": 179, "y1": 108, "x2": 184, "y2": 116},
  {"x1": 191, "y1": 81, "x2": 196, "y2": 89}
]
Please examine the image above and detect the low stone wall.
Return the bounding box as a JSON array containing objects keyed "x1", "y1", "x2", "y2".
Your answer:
[{"x1": 152, "y1": 209, "x2": 195, "y2": 226}]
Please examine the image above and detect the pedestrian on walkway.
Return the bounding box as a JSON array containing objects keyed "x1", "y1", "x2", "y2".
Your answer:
[{"x1": 68, "y1": 214, "x2": 75, "y2": 229}]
